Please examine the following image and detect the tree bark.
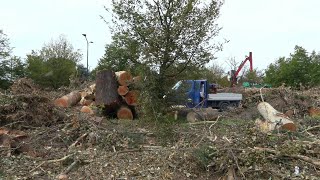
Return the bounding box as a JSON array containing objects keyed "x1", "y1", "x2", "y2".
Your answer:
[
  {"x1": 257, "y1": 102, "x2": 296, "y2": 132},
  {"x1": 54, "y1": 91, "x2": 81, "y2": 108},
  {"x1": 115, "y1": 71, "x2": 133, "y2": 86},
  {"x1": 117, "y1": 106, "x2": 133, "y2": 120},
  {"x1": 117, "y1": 86, "x2": 129, "y2": 96},
  {"x1": 95, "y1": 70, "x2": 120, "y2": 106},
  {"x1": 124, "y1": 90, "x2": 139, "y2": 106}
]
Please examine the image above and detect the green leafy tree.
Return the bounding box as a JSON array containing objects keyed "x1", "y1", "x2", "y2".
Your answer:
[
  {"x1": 0, "y1": 30, "x2": 25, "y2": 89},
  {"x1": 26, "y1": 35, "x2": 81, "y2": 89},
  {"x1": 265, "y1": 46, "x2": 316, "y2": 88},
  {"x1": 109, "y1": 0, "x2": 224, "y2": 114},
  {"x1": 96, "y1": 33, "x2": 140, "y2": 73}
]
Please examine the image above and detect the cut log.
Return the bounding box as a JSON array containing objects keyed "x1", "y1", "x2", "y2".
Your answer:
[
  {"x1": 257, "y1": 102, "x2": 296, "y2": 132},
  {"x1": 95, "y1": 70, "x2": 120, "y2": 106},
  {"x1": 115, "y1": 71, "x2": 133, "y2": 86},
  {"x1": 117, "y1": 106, "x2": 133, "y2": 120},
  {"x1": 54, "y1": 91, "x2": 81, "y2": 108},
  {"x1": 80, "y1": 106, "x2": 94, "y2": 115},
  {"x1": 124, "y1": 90, "x2": 139, "y2": 106},
  {"x1": 117, "y1": 86, "x2": 129, "y2": 96}
]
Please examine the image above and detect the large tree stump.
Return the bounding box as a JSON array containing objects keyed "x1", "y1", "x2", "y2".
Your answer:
[
  {"x1": 256, "y1": 102, "x2": 296, "y2": 132},
  {"x1": 95, "y1": 70, "x2": 120, "y2": 106},
  {"x1": 115, "y1": 71, "x2": 133, "y2": 86},
  {"x1": 54, "y1": 91, "x2": 81, "y2": 107}
]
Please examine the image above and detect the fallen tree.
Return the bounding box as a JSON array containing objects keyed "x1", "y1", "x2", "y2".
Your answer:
[
  {"x1": 256, "y1": 102, "x2": 296, "y2": 133},
  {"x1": 54, "y1": 91, "x2": 81, "y2": 108}
]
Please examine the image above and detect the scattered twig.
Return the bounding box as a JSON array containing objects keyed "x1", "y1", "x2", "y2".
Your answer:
[
  {"x1": 69, "y1": 133, "x2": 89, "y2": 149},
  {"x1": 302, "y1": 125, "x2": 320, "y2": 133},
  {"x1": 253, "y1": 147, "x2": 320, "y2": 167},
  {"x1": 223, "y1": 136, "x2": 231, "y2": 143},
  {"x1": 259, "y1": 87, "x2": 264, "y2": 102},
  {"x1": 63, "y1": 160, "x2": 79, "y2": 174},
  {"x1": 188, "y1": 120, "x2": 218, "y2": 125},
  {"x1": 229, "y1": 150, "x2": 246, "y2": 179},
  {"x1": 30, "y1": 153, "x2": 75, "y2": 173}
]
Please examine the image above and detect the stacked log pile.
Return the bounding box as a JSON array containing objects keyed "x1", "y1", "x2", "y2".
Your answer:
[{"x1": 54, "y1": 70, "x2": 140, "y2": 120}]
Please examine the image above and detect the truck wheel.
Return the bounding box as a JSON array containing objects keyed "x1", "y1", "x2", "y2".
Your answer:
[{"x1": 219, "y1": 102, "x2": 230, "y2": 111}]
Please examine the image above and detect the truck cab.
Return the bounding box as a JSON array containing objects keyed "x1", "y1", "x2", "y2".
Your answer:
[{"x1": 170, "y1": 80, "x2": 242, "y2": 110}]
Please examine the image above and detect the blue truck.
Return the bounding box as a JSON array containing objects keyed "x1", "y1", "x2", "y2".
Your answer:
[{"x1": 169, "y1": 80, "x2": 242, "y2": 111}]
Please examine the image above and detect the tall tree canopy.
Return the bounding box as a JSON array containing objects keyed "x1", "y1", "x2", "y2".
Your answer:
[
  {"x1": 109, "y1": 0, "x2": 224, "y2": 110},
  {"x1": 264, "y1": 46, "x2": 320, "y2": 88},
  {"x1": 0, "y1": 30, "x2": 25, "y2": 89},
  {"x1": 94, "y1": 33, "x2": 140, "y2": 75},
  {"x1": 26, "y1": 35, "x2": 82, "y2": 89}
]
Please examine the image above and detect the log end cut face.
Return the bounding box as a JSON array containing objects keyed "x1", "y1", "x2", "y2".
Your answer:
[
  {"x1": 280, "y1": 123, "x2": 296, "y2": 132},
  {"x1": 117, "y1": 106, "x2": 133, "y2": 120}
]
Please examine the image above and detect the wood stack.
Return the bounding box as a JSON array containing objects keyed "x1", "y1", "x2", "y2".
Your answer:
[{"x1": 53, "y1": 70, "x2": 140, "y2": 120}]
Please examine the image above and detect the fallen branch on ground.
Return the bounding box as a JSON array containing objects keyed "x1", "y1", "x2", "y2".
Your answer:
[
  {"x1": 302, "y1": 125, "x2": 320, "y2": 133},
  {"x1": 30, "y1": 153, "x2": 75, "y2": 173},
  {"x1": 69, "y1": 133, "x2": 89, "y2": 149},
  {"x1": 188, "y1": 120, "x2": 218, "y2": 125},
  {"x1": 253, "y1": 147, "x2": 320, "y2": 167}
]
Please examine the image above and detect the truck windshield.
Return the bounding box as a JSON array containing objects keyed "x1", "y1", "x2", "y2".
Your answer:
[
  {"x1": 172, "y1": 81, "x2": 192, "y2": 92},
  {"x1": 172, "y1": 81, "x2": 182, "y2": 90}
]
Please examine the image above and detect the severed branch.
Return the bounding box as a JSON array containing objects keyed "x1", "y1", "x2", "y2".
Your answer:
[
  {"x1": 188, "y1": 120, "x2": 218, "y2": 125},
  {"x1": 302, "y1": 125, "x2": 320, "y2": 133},
  {"x1": 30, "y1": 153, "x2": 75, "y2": 173},
  {"x1": 253, "y1": 147, "x2": 320, "y2": 167},
  {"x1": 69, "y1": 133, "x2": 89, "y2": 149}
]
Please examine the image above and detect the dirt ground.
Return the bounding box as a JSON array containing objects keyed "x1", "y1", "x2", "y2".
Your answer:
[{"x1": 1, "y1": 79, "x2": 320, "y2": 180}]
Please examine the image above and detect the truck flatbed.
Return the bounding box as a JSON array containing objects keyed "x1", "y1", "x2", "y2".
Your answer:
[{"x1": 208, "y1": 93, "x2": 242, "y2": 101}]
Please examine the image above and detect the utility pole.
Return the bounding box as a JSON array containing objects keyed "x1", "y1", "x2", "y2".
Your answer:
[{"x1": 82, "y1": 34, "x2": 93, "y2": 76}]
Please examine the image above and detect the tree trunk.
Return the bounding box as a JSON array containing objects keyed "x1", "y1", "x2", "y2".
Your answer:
[
  {"x1": 117, "y1": 106, "x2": 133, "y2": 120},
  {"x1": 115, "y1": 71, "x2": 133, "y2": 86},
  {"x1": 117, "y1": 86, "x2": 129, "y2": 96},
  {"x1": 124, "y1": 90, "x2": 139, "y2": 106},
  {"x1": 257, "y1": 102, "x2": 296, "y2": 132},
  {"x1": 54, "y1": 91, "x2": 81, "y2": 107},
  {"x1": 95, "y1": 70, "x2": 120, "y2": 106}
]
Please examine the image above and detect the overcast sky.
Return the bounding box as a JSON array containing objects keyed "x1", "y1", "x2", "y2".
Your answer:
[{"x1": 1, "y1": 0, "x2": 320, "y2": 72}]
